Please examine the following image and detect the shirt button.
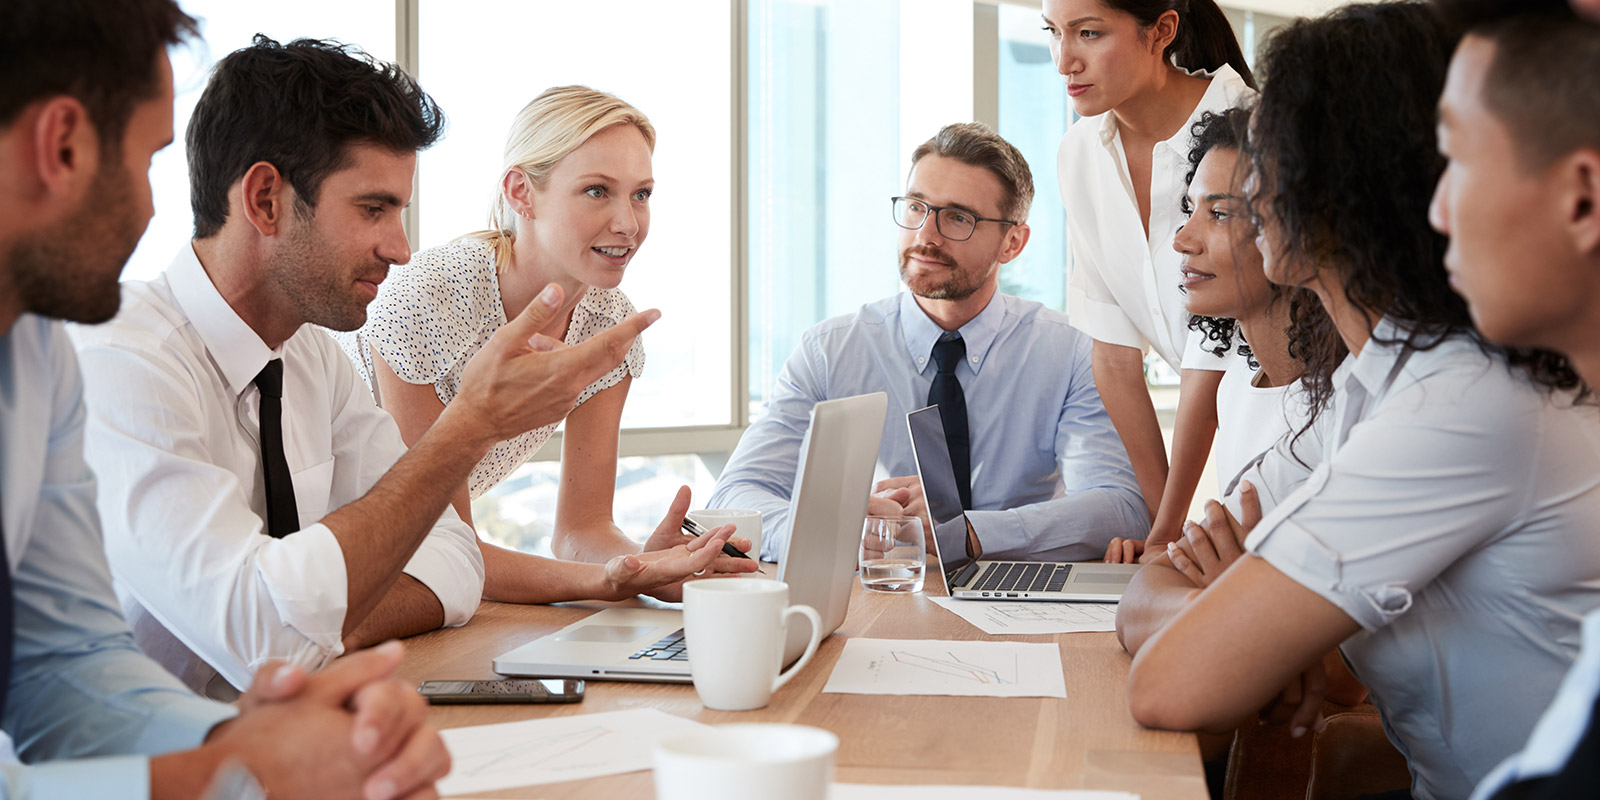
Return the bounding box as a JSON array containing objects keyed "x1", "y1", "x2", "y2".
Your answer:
[
  {"x1": 917, "y1": 357, "x2": 925, "y2": 364},
  {"x1": 970, "y1": 357, "x2": 978, "y2": 363}
]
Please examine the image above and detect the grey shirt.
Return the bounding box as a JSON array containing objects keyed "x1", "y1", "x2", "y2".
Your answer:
[{"x1": 1244, "y1": 319, "x2": 1600, "y2": 800}]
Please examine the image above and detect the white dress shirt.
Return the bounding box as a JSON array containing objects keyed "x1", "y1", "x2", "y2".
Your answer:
[
  {"x1": 1242, "y1": 319, "x2": 1600, "y2": 800},
  {"x1": 70, "y1": 245, "x2": 484, "y2": 696},
  {"x1": 1057, "y1": 64, "x2": 1254, "y2": 370},
  {"x1": 1213, "y1": 353, "x2": 1309, "y2": 495}
]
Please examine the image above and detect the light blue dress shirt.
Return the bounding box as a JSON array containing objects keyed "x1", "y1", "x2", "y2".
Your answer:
[
  {"x1": 0, "y1": 316, "x2": 235, "y2": 799},
  {"x1": 711, "y1": 291, "x2": 1148, "y2": 562}
]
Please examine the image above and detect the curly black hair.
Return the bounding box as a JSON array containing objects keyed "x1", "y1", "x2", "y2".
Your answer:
[
  {"x1": 1250, "y1": 1, "x2": 1585, "y2": 429},
  {"x1": 1182, "y1": 107, "x2": 1258, "y2": 367},
  {"x1": 1181, "y1": 107, "x2": 1334, "y2": 376}
]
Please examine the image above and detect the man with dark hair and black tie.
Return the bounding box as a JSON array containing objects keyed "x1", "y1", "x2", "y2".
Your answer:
[
  {"x1": 65, "y1": 34, "x2": 728, "y2": 702},
  {"x1": 711, "y1": 122, "x2": 1148, "y2": 563},
  {"x1": 0, "y1": 1, "x2": 456, "y2": 795}
]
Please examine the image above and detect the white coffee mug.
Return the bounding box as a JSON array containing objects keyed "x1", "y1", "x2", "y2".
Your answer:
[
  {"x1": 654, "y1": 723, "x2": 837, "y2": 800},
  {"x1": 682, "y1": 579, "x2": 822, "y2": 711},
  {"x1": 687, "y1": 507, "x2": 764, "y2": 562}
]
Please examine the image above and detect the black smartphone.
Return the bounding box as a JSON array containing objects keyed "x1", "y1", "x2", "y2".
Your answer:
[{"x1": 416, "y1": 678, "x2": 585, "y2": 704}]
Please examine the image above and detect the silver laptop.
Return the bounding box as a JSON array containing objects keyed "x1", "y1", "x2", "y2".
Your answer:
[
  {"x1": 907, "y1": 405, "x2": 1138, "y2": 602},
  {"x1": 492, "y1": 392, "x2": 890, "y2": 683}
]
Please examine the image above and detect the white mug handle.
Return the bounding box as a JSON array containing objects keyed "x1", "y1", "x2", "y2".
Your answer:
[{"x1": 771, "y1": 603, "x2": 823, "y2": 694}]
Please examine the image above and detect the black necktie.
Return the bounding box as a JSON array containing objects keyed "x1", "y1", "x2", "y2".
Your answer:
[
  {"x1": 254, "y1": 360, "x2": 300, "y2": 538},
  {"x1": 929, "y1": 335, "x2": 973, "y2": 510},
  {"x1": 0, "y1": 491, "x2": 13, "y2": 720}
]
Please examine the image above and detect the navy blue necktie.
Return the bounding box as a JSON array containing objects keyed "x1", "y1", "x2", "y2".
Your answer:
[
  {"x1": 929, "y1": 335, "x2": 972, "y2": 510},
  {"x1": 254, "y1": 360, "x2": 300, "y2": 538}
]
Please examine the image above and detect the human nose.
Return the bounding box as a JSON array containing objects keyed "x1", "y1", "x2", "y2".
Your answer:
[
  {"x1": 1053, "y1": 39, "x2": 1079, "y2": 78},
  {"x1": 1172, "y1": 221, "x2": 1200, "y2": 255},
  {"x1": 378, "y1": 217, "x2": 411, "y2": 265},
  {"x1": 611, "y1": 199, "x2": 640, "y2": 238},
  {"x1": 914, "y1": 211, "x2": 947, "y2": 246},
  {"x1": 1428, "y1": 169, "x2": 1452, "y2": 236}
]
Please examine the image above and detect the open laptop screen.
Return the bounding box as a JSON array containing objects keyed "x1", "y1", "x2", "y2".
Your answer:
[{"x1": 906, "y1": 406, "x2": 975, "y2": 591}]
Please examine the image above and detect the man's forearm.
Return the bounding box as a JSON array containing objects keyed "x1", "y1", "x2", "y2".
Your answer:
[
  {"x1": 322, "y1": 408, "x2": 493, "y2": 638},
  {"x1": 341, "y1": 575, "x2": 448, "y2": 651},
  {"x1": 1115, "y1": 557, "x2": 1201, "y2": 655}
]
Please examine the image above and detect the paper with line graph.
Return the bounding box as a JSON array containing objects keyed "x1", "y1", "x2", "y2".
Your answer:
[
  {"x1": 822, "y1": 638, "x2": 1067, "y2": 698},
  {"x1": 930, "y1": 597, "x2": 1118, "y2": 635},
  {"x1": 436, "y1": 708, "x2": 707, "y2": 796}
]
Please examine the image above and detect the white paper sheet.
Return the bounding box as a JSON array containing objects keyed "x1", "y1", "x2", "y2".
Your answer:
[
  {"x1": 833, "y1": 786, "x2": 1136, "y2": 800},
  {"x1": 438, "y1": 708, "x2": 708, "y2": 796},
  {"x1": 930, "y1": 597, "x2": 1118, "y2": 635},
  {"x1": 822, "y1": 638, "x2": 1067, "y2": 698}
]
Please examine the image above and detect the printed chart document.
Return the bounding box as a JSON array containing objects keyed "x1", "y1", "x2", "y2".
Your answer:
[
  {"x1": 834, "y1": 786, "x2": 1136, "y2": 800},
  {"x1": 931, "y1": 597, "x2": 1117, "y2": 635},
  {"x1": 823, "y1": 638, "x2": 1067, "y2": 698},
  {"x1": 437, "y1": 708, "x2": 707, "y2": 796}
]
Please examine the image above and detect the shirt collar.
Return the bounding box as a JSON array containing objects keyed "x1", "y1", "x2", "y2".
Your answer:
[
  {"x1": 1096, "y1": 62, "x2": 1247, "y2": 150},
  {"x1": 166, "y1": 243, "x2": 282, "y2": 397},
  {"x1": 1336, "y1": 316, "x2": 1411, "y2": 396},
  {"x1": 898, "y1": 290, "x2": 1009, "y2": 376}
]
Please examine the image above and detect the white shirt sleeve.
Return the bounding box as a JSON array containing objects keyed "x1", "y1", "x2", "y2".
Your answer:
[
  {"x1": 319, "y1": 333, "x2": 484, "y2": 629},
  {"x1": 77, "y1": 335, "x2": 352, "y2": 687},
  {"x1": 1064, "y1": 235, "x2": 1149, "y2": 353}
]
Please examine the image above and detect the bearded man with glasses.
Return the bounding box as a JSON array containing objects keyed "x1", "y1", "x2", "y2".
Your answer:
[{"x1": 710, "y1": 122, "x2": 1148, "y2": 563}]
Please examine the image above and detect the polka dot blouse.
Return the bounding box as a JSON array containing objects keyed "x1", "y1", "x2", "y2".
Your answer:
[{"x1": 335, "y1": 238, "x2": 646, "y2": 498}]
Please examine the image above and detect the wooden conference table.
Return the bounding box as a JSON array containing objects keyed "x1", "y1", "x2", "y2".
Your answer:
[{"x1": 396, "y1": 567, "x2": 1208, "y2": 799}]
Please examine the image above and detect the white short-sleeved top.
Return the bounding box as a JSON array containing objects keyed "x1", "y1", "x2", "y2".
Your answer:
[
  {"x1": 1057, "y1": 64, "x2": 1254, "y2": 371},
  {"x1": 1243, "y1": 318, "x2": 1600, "y2": 800},
  {"x1": 1212, "y1": 349, "x2": 1310, "y2": 495},
  {"x1": 336, "y1": 238, "x2": 645, "y2": 498}
]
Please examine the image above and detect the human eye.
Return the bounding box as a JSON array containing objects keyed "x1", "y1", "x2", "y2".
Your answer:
[
  {"x1": 1079, "y1": 29, "x2": 1102, "y2": 40},
  {"x1": 633, "y1": 188, "x2": 653, "y2": 202},
  {"x1": 1211, "y1": 208, "x2": 1231, "y2": 222},
  {"x1": 364, "y1": 205, "x2": 384, "y2": 218},
  {"x1": 1041, "y1": 23, "x2": 1060, "y2": 38},
  {"x1": 948, "y1": 210, "x2": 976, "y2": 226},
  {"x1": 585, "y1": 185, "x2": 606, "y2": 199},
  {"x1": 906, "y1": 199, "x2": 929, "y2": 214}
]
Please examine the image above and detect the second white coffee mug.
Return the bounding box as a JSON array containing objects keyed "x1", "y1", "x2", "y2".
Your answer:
[
  {"x1": 682, "y1": 579, "x2": 822, "y2": 711},
  {"x1": 687, "y1": 508, "x2": 764, "y2": 562}
]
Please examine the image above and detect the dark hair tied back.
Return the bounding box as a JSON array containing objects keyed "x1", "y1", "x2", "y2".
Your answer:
[{"x1": 1101, "y1": 0, "x2": 1256, "y2": 88}]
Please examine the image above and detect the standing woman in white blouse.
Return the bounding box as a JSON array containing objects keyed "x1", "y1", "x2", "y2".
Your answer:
[
  {"x1": 339, "y1": 86, "x2": 756, "y2": 603},
  {"x1": 1042, "y1": 0, "x2": 1255, "y2": 563}
]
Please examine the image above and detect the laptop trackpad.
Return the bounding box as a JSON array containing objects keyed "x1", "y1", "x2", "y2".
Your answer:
[
  {"x1": 1074, "y1": 572, "x2": 1131, "y2": 585},
  {"x1": 555, "y1": 625, "x2": 656, "y2": 643}
]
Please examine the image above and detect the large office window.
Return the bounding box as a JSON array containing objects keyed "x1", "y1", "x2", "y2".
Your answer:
[{"x1": 124, "y1": 1, "x2": 396, "y2": 283}]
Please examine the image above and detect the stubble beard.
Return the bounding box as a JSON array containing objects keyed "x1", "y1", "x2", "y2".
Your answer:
[
  {"x1": 7, "y1": 160, "x2": 143, "y2": 324},
  {"x1": 899, "y1": 244, "x2": 986, "y2": 302}
]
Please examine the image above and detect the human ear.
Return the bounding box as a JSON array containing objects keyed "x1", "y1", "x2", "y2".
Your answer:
[
  {"x1": 998, "y1": 223, "x2": 1032, "y2": 264},
  {"x1": 1150, "y1": 10, "x2": 1181, "y2": 55},
  {"x1": 502, "y1": 169, "x2": 535, "y2": 219},
  {"x1": 1570, "y1": 149, "x2": 1600, "y2": 257},
  {"x1": 238, "y1": 162, "x2": 289, "y2": 237},
  {"x1": 28, "y1": 96, "x2": 99, "y2": 203}
]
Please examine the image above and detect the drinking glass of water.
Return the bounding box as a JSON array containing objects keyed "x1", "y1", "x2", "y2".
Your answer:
[{"x1": 859, "y1": 516, "x2": 925, "y2": 593}]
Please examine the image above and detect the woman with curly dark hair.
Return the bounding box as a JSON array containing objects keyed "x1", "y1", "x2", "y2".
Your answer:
[
  {"x1": 1118, "y1": 5, "x2": 1600, "y2": 799},
  {"x1": 1042, "y1": 0, "x2": 1256, "y2": 564},
  {"x1": 1102, "y1": 106, "x2": 1330, "y2": 562}
]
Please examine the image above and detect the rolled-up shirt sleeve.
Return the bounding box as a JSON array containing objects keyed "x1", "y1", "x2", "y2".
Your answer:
[
  {"x1": 1065, "y1": 237, "x2": 1148, "y2": 354},
  {"x1": 1245, "y1": 365, "x2": 1542, "y2": 631},
  {"x1": 964, "y1": 334, "x2": 1148, "y2": 561}
]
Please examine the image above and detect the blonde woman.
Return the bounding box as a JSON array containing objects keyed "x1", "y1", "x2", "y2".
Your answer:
[{"x1": 339, "y1": 86, "x2": 755, "y2": 602}]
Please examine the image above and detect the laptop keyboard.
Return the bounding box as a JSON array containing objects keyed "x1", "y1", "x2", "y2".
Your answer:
[
  {"x1": 972, "y1": 562, "x2": 1072, "y2": 593},
  {"x1": 628, "y1": 628, "x2": 688, "y2": 661}
]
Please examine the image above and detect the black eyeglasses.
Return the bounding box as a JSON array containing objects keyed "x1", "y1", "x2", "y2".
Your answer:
[{"x1": 891, "y1": 196, "x2": 1017, "y2": 242}]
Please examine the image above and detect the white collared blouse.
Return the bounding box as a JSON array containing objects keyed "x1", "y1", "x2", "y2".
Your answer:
[{"x1": 1056, "y1": 64, "x2": 1254, "y2": 370}]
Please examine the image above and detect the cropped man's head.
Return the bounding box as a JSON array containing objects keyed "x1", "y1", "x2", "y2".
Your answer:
[
  {"x1": 897, "y1": 123, "x2": 1033, "y2": 302},
  {"x1": 1430, "y1": 0, "x2": 1600, "y2": 352},
  {"x1": 187, "y1": 37, "x2": 446, "y2": 332},
  {"x1": 0, "y1": 0, "x2": 194, "y2": 324}
]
